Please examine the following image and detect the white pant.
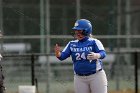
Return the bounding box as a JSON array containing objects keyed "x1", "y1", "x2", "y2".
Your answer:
[{"x1": 74, "y1": 70, "x2": 108, "y2": 93}]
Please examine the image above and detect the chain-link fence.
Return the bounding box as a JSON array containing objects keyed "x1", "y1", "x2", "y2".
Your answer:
[{"x1": 1, "y1": 51, "x2": 139, "y2": 93}]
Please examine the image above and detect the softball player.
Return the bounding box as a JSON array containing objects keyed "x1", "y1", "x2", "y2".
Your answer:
[{"x1": 54, "y1": 19, "x2": 108, "y2": 93}]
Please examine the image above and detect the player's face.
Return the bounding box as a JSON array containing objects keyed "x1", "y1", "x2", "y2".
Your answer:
[{"x1": 74, "y1": 30, "x2": 85, "y2": 40}]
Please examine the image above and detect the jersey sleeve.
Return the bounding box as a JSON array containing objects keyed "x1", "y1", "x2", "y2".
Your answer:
[
  {"x1": 57, "y1": 42, "x2": 71, "y2": 61},
  {"x1": 94, "y1": 39, "x2": 106, "y2": 59}
]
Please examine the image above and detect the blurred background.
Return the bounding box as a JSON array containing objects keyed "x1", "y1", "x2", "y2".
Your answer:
[{"x1": 0, "y1": 0, "x2": 140, "y2": 93}]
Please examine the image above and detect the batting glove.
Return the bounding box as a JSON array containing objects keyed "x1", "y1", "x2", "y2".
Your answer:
[{"x1": 87, "y1": 52, "x2": 101, "y2": 62}]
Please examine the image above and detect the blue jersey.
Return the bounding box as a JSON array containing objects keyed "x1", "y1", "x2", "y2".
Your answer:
[{"x1": 57, "y1": 37, "x2": 106, "y2": 75}]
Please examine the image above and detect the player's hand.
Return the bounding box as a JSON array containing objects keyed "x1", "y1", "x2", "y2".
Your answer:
[
  {"x1": 87, "y1": 52, "x2": 101, "y2": 61},
  {"x1": 54, "y1": 44, "x2": 61, "y2": 57}
]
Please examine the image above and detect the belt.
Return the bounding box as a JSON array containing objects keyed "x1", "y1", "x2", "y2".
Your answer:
[{"x1": 76, "y1": 69, "x2": 102, "y2": 76}]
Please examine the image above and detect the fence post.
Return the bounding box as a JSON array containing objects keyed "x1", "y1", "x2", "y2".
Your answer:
[
  {"x1": 31, "y1": 54, "x2": 35, "y2": 85},
  {"x1": 134, "y1": 52, "x2": 138, "y2": 93}
]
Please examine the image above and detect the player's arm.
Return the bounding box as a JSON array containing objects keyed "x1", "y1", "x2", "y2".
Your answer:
[
  {"x1": 54, "y1": 42, "x2": 71, "y2": 61},
  {"x1": 87, "y1": 40, "x2": 106, "y2": 60},
  {"x1": 94, "y1": 39, "x2": 106, "y2": 59}
]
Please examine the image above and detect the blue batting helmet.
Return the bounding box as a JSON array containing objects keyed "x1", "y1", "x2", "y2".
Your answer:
[{"x1": 72, "y1": 19, "x2": 92, "y2": 36}]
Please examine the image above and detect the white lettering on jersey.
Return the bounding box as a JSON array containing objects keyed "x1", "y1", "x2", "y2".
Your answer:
[{"x1": 70, "y1": 46, "x2": 92, "y2": 52}]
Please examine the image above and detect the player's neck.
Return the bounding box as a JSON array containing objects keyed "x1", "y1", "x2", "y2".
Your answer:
[{"x1": 79, "y1": 36, "x2": 89, "y2": 42}]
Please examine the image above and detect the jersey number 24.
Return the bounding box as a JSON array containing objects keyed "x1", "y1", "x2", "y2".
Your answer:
[{"x1": 75, "y1": 52, "x2": 86, "y2": 60}]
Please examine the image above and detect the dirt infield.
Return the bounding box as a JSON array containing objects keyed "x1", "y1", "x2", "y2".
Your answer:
[
  {"x1": 65, "y1": 89, "x2": 139, "y2": 93},
  {"x1": 109, "y1": 89, "x2": 139, "y2": 93},
  {"x1": 7, "y1": 89, "x2": 140, "y2": 93}
]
